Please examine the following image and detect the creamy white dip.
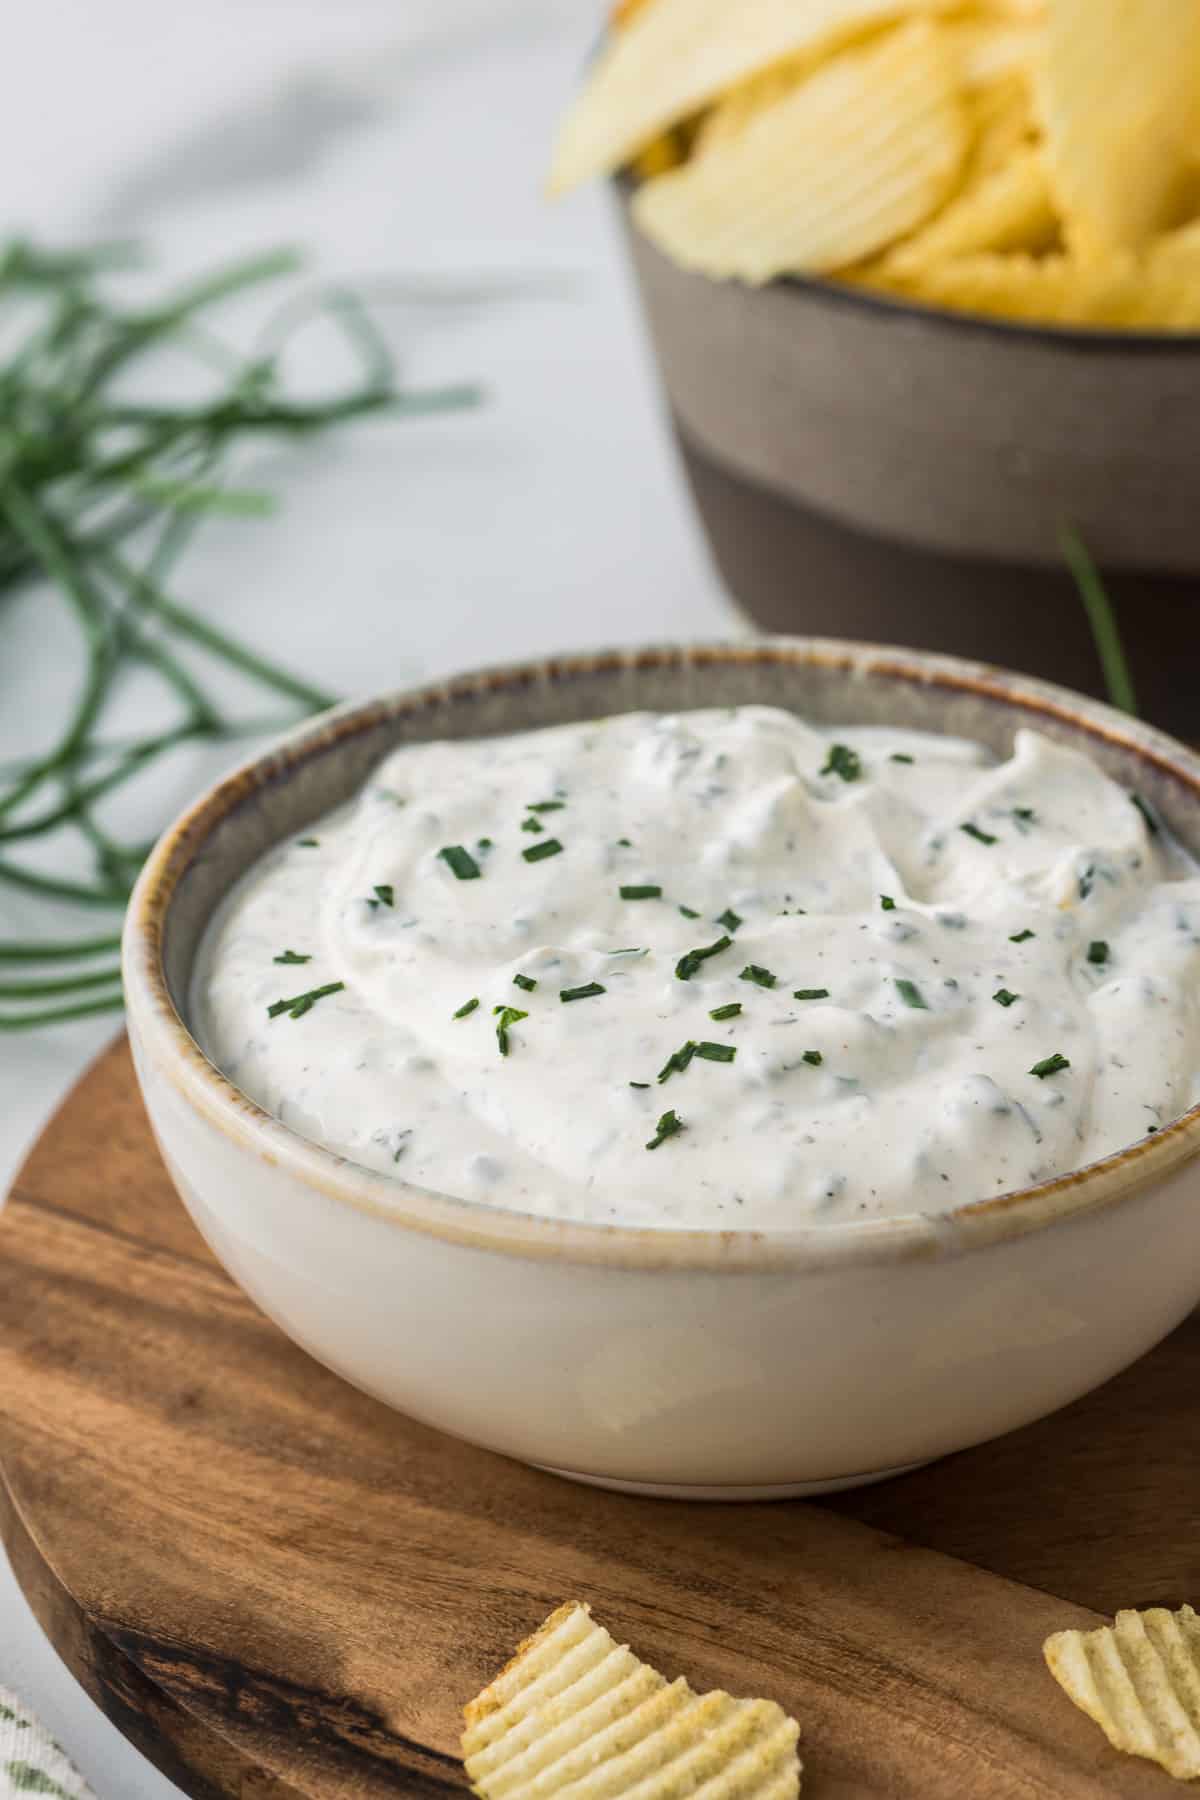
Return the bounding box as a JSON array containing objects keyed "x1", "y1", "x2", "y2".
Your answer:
[{"x1": 192, "y1": 707, "x2": 1200, "y2": 1228}]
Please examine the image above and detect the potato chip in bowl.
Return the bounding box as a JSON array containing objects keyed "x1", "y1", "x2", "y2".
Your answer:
[{"x1": 552, "y1": 0, "x2": 1200, "y2": 331}]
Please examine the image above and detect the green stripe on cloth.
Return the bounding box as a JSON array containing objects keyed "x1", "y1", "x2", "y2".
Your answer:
[{"x1": 0, "y1": 1688, "x2": 94, "y2": 1799}]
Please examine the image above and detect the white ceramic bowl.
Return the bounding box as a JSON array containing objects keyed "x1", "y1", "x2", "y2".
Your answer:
[{"x1": 123, "y1": 639, "x2": 1200, "y2": 1499}]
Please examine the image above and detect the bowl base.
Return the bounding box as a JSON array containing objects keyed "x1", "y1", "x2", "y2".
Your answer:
[
  {"x1": 675, "y1": 419, "x2": 1197, "y2": 742},
  {"x1": 532, "y1": 1459, "x2": 933, "y2": 1502}
]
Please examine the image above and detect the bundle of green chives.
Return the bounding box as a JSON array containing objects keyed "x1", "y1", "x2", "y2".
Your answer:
[{"x1": 0, "y1": 239, "x2": 479, "y2": 1029}]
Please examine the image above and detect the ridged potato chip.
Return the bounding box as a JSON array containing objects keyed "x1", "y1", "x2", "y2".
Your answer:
[
  {"x1": 884, "y1": 146, "x2": 1055, "y2": 275},
  {"x1": 943, "y1": 18, "x2": 1040, "y2": 90},
  {"x1": 563, "y1": 0, "x2": 1200, "y2": 330},
  {"x1": 965, "y1": 71, "x2": 1035, "y2": 179},
  {"x1": 868, "y1": 249, "x2": 1076, "y2": 321},
  {"x1": 463, "y1": 1601, "x2": 802, "y2": 1799},
  {"x1": 1088, "y1": 259, "x2": 1200, "y2": 332},
  {"x1": 549, "y1": 0, "x2": 959, "y2": 193},
  {"x1": 1036, "y1": 0, "x2": 1200, "y2": 253},
  {"x1": 694, "y1": 64, "x2": 805, "y2": 157},
  {"x1": 631, "y1": 132, "x2": 687, "y2": 181},
  {"x1": 611, "y1": 0, "x2": 655, "y2": 25},
  {"x1": 632, "y1": 21, "x2": 969, "y2": 283},
  {"x1": 1045, "y1": 1605, "x2": 1200, "y2": 1780}
]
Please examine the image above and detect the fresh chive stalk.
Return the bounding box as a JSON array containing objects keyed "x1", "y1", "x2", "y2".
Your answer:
[
  {"x1": 0, "y1": 238, "x2": 479, "y2": 1021},
  {"x1": 1060, "y1": 526, "x2": 1138, "y2": 717}
]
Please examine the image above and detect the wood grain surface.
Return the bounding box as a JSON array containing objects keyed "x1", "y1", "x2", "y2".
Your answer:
[{"x1": 0, "y1": 1037, "x2": 1193, "y2": 1798}]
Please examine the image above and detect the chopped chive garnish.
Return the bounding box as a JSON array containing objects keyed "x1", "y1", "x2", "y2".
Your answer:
[
  {"x1": 453, "y1": 997, "x2": 480, "y2": 1019},
  {"x1": 629, "y1": 1081, "x2": 651, "y2": 1089},
  {"x1": 821, "y1": 743, "x2": 862, "y2": 782},
  {"x1": 696, "y1": 1041, "x2": 736, "y2": 1064},
  {"x1": 709, "y1": 1002, "x2": 742, "y2": 1021},
  {"x1": 894, "y1": 978, "x2": 928, "y2": 1010},
  {"x1": 620, "y1": 884, "x2": 662, "y2": 900},
  {"x1": 606, "y1": 946, "x2": 647, "y2": 957},
  {"x1": 521, "y1": 816, "x2": 544, "y2": 834},
  {"x1": 1013, "y1": 807, "x2": 1037, "y2": 828},
  {"x1": 880, "y1": 895, "x2": 896, "y2": 911},
  {"x1": 1010, "y1": 928, "x2": 1036, "y2": 943},
  {"x1": 267, "y1": 980, "x2": 345, "y2": 1021},
  {"x1": 273, "y1": 949, "x2": 311, "y2": 964},
  {"x1": 439, "y1": 844, "x2": 481, "y2": 880},
  {"x1": 1078, "y1": 866, "x2": 1096, "y2": 900},
  {"x1": 675, "y1": 935, "x2": 733, "y2": 981},
  {"x1": 513, "y1": 973, "x2": 538, "y2": 992},
  {"x1": 527, "y1": 800, "x2": 565, "y2": 813},
  {"x1": 560, "y1": 982, "x2": 605, "y2": 1002},
  {"x1": 493, "y1": 1005, "x2": 528, "y2": 1056},
  {"x1": 716, "y1": 907, "x2": 743, "y2": 932},
  {"x1": 645, "y1": 1108, "x2": 685, "y2": 1150},
  {"x1": 1132, "y1": 793, "x2": 1160, "y2": 835},
  {"x1": 793, "y1": 987, "x2": 829, "y2": 1001},
  {"x1": 657, "y1": 1040, "x2": 697, "y2": 1083},
  {"x1": 960, "y1": 822, "x2": 998, "y2": 846},
  {"x1": 523, "y1": 837, "x2": 563, "y2": 863},
  {"x1": 739, "y1": 964, "x2": 776, "y2": 989},
  {"x1": 1030, "y1": 1052, "x2": 1070, "y2": 1079},
  {"x1": 802, "y1": 1049, "x2": 823, "y2": 1067},
  {"x1": 477, "y1": 837, "x2": 494, "y2": 850},
  {"x1": 617, "y1": 837, "x2": 633, "y2": 847},
  {"x1": 993, "y1": 988, "x2": 1020, "y2": 1007},
  {"x1": 1087, "y1": 940, "x2": 1110, "y2": 966},
  {"x1": 889, "y1": 753, "x2": 914, "y2": 765},
  {"x1": 678, "y1": 904, "x2": 700, "y2": 919},
  {"x1": 373, "y1": 884, "x2": 394, "y2": 908},
  {"x1": 296, "y1": 837, "x2": 319, "y2": 847}
]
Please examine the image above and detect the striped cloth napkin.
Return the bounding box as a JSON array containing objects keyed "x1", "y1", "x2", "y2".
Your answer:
[{"x1": 0, "y1": 1688, "x2": 94, "y2": 1799}]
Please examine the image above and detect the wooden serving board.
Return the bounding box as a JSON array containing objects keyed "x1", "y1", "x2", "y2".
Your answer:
[{"x1": 1, "y1": 1041, "x2": 1196, "y2": 1799}]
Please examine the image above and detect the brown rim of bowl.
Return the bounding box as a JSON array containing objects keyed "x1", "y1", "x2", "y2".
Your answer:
[
  {"x1": 612, "y1": 171, "x2": 1200, "y2": 353},
  {"x1": 123, "y1": 637, "x2": 1200, "y2": 1273}
]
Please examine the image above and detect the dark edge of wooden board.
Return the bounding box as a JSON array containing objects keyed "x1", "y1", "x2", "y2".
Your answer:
[
  {"x1": 0, "y1": 1468, "x2": 464, "y2": 1800},
  {"x1": 0, "y1": 1471, "x2": 296, "y2": 1800}
]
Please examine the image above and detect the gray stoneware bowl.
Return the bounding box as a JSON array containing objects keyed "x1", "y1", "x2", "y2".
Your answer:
[
  {"x1": 618, "y1": 187, "x2": 1200, "y2": 739},
  {"x1": 124, "y1": 638, "x2": 1200, "y2": 1500}
]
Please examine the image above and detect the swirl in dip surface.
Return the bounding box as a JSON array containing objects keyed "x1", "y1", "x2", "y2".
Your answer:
[{"x1": 192, "y1": 707, "x2": 1200, "y2": 1228}]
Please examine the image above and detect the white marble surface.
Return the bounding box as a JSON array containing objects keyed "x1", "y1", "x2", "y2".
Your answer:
[{"x1": 0, "y1": 3, "x2": 736, "y2": 1793}]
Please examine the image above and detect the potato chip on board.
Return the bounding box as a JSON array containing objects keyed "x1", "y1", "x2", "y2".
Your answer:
[
  {"x1": 463, "y1": 1600, "x2": 802, "y2": 1798},
  {"x1": 549, "y1": 0, "x2": 960, "y2": 193},
  {"x1": 883, "y1": 146, "x2": 1055, "y2": 276},
  {"x1": 1045, "y1": 1605, "x2": 1200, "y2": 1780},
  {"x1": 632, "y1": 20, "x2": 969, "y2": 283},
  {"x1": 1036, "y1": 0, "x2": 1200, "y2": 253}
]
